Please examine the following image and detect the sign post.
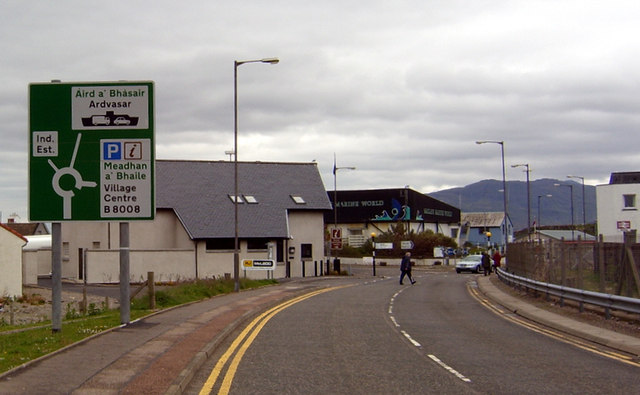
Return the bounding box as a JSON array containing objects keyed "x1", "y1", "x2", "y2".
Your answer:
[
  {"x1": 29, "y1": 81, "x2": 155, "y2": 328},
  {"x1": 330, "y1": 228, "x2": 343, "y2": 250}
]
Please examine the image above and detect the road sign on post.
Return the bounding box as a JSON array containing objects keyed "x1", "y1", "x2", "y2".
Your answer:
[
  {"x1": 29, "y1": 81, "x2": 155, "y2": 221},
  {"x1": 401, "y1": 240, "x2": 414, "y2": 249},
  {"x1": 330, "y1": 228, "x2": 343, "y2": 250}
]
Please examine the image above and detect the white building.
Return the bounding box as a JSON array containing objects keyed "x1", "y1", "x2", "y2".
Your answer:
[
  {"x1": 596, "y1": 171, "x2": 640, "y2": 242},
  {"x1": 0, "y1": 223, "x2": 27, "y2": 297},
  {"x1": 60, "y1": 160, "x2": 331, "y2": 283}
]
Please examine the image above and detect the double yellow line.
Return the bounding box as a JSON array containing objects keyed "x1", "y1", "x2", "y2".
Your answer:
[{"x1": 199, "y1": 286, "x2": 343, "y2": 395}]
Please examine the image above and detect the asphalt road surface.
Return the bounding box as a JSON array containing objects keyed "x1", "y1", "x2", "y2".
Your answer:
[{"x1": 186, "y1": 269, "x2": 640, "y2": 394}]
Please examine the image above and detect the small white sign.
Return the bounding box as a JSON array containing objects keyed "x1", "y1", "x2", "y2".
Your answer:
[
  {"x1": 617, "y1": 220, "x2": 631, "y2": 230},
  {"x1": 401, "y1": 240, "x2": 415, "y2": 249},
  {"x1": 375, "y1": 242, "x2": 393, "y2": 249},
  {"x1": 32, "y1": 131, "x2": 58, "y2": 157},
  {"x1": 243, "y1": 259, "x2": 275, "y2": 270},
  {"x1": 100, "y1": 138, "x2": 152, "y2": 218},
  {"x1": 72, "y1": 85, "x2": 149, "y2": 130}
]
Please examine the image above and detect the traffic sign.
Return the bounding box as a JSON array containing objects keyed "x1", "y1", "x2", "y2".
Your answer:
[
  {"x1": 375, "y1": 242, "x2": 393, "y2": 249},
  {"x1": 401, "y1": 240, "x2": 414, "y2": 249},
  {"x1": 331, "y1": 239, "x2": 343, "y2": 250},
  {"x1": 331, "y1": 228, "x2": 342, "y2": 239},
  {"x1": 29, "y1": 81, "x2": 155, "y2": 221},
  {"x1": 617, "y1": 221, "x2": 631, "y2": 230},
  {"x1": 330, "y1": 228, "x2": 343, "y2": 249}
]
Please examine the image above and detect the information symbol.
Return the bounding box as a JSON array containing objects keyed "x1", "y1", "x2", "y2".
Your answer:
[{"x1": 124, "y1": 142, "x2": 142, "y2": 160}]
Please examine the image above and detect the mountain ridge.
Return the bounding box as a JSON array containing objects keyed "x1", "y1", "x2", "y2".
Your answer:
[{"x1": 428, "y1": 178, "x2": 596, "y2": 231}]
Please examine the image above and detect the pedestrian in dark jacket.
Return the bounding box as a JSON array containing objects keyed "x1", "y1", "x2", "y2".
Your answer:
[
  {"x1": 481, "y1": 252, "x2": 491, "y2": 276},
  {"x1": 400, "y1": 252, "x2": 415, "y2": 285}
]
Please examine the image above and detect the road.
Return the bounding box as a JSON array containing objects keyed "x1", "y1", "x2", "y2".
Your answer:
[{"x1": 187, "y1": 269, "x2": 639, "y2": 394}]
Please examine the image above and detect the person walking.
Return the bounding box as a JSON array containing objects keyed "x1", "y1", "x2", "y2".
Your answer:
[
  {"x1": 492, "y1": 250, "x2": 502, "y2": 272},
  {"x1": 400, "y1": 252, "x2": 416, "y2": 285},
  {"x1": 481, "y1": 251, "x2": 491, "y2": 276}
]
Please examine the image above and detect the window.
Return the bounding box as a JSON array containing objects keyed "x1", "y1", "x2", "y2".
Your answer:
[
  {"x1": 228, "y1": 195, "x2": 244, "y2": 204},
  {"x1": 206, "y1": 238, "x2": 235, "y2": 250},
  {"x1": 63, "y1": 242, "x2": 70, "y2": 259},
  {"x1": 290, "y1": 195, "x2": 305, "y2": 204},
  {"x1": 244, "y1": 195, "x2": 258, "y2": 204},
  {"x1": 92, "y1": 241, "x2": 100, "y2": 249},
  {"x1": 623, "y1": 194, "x2": 636, "y2": 209},
  {"x1": 301, "y1": 243, "x2": 312, "y2": 259},
  {"x1": 247, "y1": 238, "x2": 269, "y2": 250},
  {"x1": 277, "y1": 240, "x2": 284, "y2": 263}
]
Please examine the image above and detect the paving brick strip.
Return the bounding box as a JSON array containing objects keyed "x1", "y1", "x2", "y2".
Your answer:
[{"x1": 0, "y1": 281, "x2": 328, "y2": 395}]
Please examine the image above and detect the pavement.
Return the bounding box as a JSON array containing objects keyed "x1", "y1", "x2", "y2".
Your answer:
[{"x1": 1, "y1": 267, "x2": 639, "y2": 394}]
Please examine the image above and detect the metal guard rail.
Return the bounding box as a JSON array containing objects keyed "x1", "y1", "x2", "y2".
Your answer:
[{"x1": 496, "y1": 268, "x2": 640, "y2": 318}]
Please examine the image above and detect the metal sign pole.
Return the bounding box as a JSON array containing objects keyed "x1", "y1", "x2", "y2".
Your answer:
[
  {"x1": 51, "y1": 222, "x2": 62, "y2": 333},
  {"x1": 119, "y1": 222, "x2": 130, "y2": 324}
]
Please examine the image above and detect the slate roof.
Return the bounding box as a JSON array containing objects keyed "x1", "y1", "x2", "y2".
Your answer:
[
  {"x1": 462, "y1": 212, "x2": 507, "y2": 227},
  {"x1": 156, "y1": 160, "x2": 331, "y2": 239},
  {"x1": 538, "y1": 230, "x2": 596, "y2": 241},
  {"x1": 3, "y1": 222, "x2": 48, "y2": 236}
]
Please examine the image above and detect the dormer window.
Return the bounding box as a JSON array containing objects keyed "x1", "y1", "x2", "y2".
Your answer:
[
  {"x1": 244, "y1": 195, "x2": 258, "y2": 204},
  {"x1": 291, "y1": 195, "x2": 306, "y2": 204},
  {"x1": 228, "y1": 195, "x2": 244, "y2": 204}
]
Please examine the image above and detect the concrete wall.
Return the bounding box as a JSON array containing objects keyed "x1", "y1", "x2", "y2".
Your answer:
[
  {"x1": 22, "y1": 249, "x2": 50, "y2": 285},
  {"x1": 86, "y1": 249, "x2": 196, "y2": 283},
  {"x1": 61, "y1": 210, "x2": 193, "y2": 279},
  {"x1": 0, "y1": 228, "x2": 24, "y2": 297}
]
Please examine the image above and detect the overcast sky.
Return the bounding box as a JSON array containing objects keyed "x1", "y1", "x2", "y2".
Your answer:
[{"x1": 2, "y1": 1, "x2": 640, "y2": 221}]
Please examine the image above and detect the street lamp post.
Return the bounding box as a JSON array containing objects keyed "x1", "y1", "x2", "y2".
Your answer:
[
  {"x1": 234, "y1": 57, "x2": 279, "y2": 292},
  {"x1": 371, "y1": 232, "x2": 376, "y2": 276},
  {"x1": 476, "y1": 140, "x2": 508, "y2": 255},
  {"x1": 537, "y1": 194, "x2": 552, "y2": 242},
  {"x1": 567, "y1": 175, "x2": 586, "y2": 228},
  {"x1": 330, "y1": 153, "x2": 355, "y2": 270},
  {"x1": 554, "y1": 183, "x2": 574, "y2": 241},
  {"x1": 512, "y1": 163, "x2": 531, "y2": 239}
]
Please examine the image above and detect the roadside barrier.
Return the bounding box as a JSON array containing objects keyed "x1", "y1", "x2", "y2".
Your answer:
[{"x1": 497, "y1": 268, "x2": 640, "y2": 319}]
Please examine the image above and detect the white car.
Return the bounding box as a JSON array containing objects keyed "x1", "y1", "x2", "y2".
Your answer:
[
  {"x1": 455, "y1": 254, "x2": 484, "y2": 274},
  {"x1": 114, "y1": 117, "x2": 131, "y2": 125}
]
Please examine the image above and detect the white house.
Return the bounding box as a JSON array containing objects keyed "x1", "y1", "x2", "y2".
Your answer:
[
  {"x1": 0, "y1": 223, "x2": 27, "y2": 297},
  {"x1": 60, "y1": 160, "x2": 332, "y2": 283},
  {"x1": 596, "y1": 171, "x2": 640, "y2": 242}
]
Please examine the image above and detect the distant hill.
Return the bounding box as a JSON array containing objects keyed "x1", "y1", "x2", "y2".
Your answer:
[{"x1": 428, "y1": 178, "x2": 596, "y2": 231}]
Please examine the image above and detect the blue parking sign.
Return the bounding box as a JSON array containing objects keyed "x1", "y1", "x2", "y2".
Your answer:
[{"x1": 103, "y1": 142, "x2": 122, "y2": 160}]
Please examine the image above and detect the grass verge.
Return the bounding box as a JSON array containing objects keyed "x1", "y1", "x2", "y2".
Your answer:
[{"x1": 0, "y1": 277, "x2": 277, "y2": 374}]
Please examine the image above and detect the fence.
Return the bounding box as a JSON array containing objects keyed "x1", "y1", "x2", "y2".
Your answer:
[
  {"x1": 497, "y1": 268, "x2": 640, "y2": 319},
  {"x1": 507, "y1": 231, "x2": 640, "y2": 298}
]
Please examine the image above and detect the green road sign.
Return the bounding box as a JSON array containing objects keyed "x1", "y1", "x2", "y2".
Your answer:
[{"x1": 29, "y1": 81, "x2": 155, "y2": 221}]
